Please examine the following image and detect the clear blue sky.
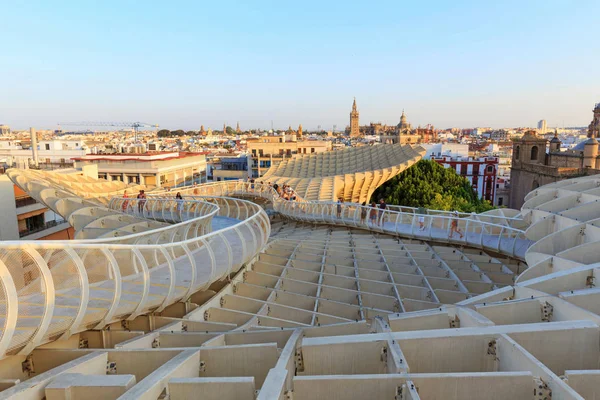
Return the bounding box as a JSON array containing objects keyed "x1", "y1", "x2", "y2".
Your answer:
[{"x1": 2, "y1": 0, "x2": 599, "y2": 131}]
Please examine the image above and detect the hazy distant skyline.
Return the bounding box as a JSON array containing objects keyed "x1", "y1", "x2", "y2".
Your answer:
[{"x1": 2, "y1": 0, "x2": 599, "y2": 131}]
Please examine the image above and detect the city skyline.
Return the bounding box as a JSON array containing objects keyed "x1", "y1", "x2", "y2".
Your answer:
[{"x1": 2, "y1": 0, "x2": 600, "y2": 130}]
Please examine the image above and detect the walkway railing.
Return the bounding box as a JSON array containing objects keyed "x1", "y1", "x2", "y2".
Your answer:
[
  {"x1": 0, "y1": 170, "x2": 271, "y2": 359},
  {"x1": 161, "y1": 181, "x2": 533, "y2": 260}
]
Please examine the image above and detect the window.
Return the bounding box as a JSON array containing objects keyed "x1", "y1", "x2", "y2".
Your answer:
[
  {"x1": 487, "y1": 165, "x2": 494, "y2": 173},
  {"x1": 498, "y1": 197, "x2": 504, "y2": 206},
  {"x1": 45, "y1": 144, "x2": 50, "y2": 150},
  {"x1": 531, "y1": 146, "x2": 538, "y2": 161},
  {"x1": 515, "y1": 146, "x2": 520, "y2": 160},
  {"x1": 532, "y1": 180, "x2": 540, "y2": 190},
  {"x1": 311, "y1": 148, "x2": 315, "y2": 153}
]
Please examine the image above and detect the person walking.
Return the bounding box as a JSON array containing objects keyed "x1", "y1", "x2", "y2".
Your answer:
[
  {"x1": 448, "y1": 211, "x2": 464, "y2": 239},
  {"x1": 137, "y1": 190, "x2": 146, "y2": 214},
  {"x1": 378, "y1": 198, "x2": 387, "y2": 227},
  {"x1": 175, "y1": 192, "x2": 184, "y2": 214},
  {"x1": 336, "y1": 198, "x2": 343, "y2": 219},
  {"x1": 417, "y1": 207, "x2": 426, "y2": 231},
  {"x1": 360, "y1": 202, "x2": 367, "y2": 224},
  {"x1": 122, "y1": 190, "x2": 129, "y2": 212},
  {"x1": 369, "y1": 202, "x2": 378, "y2": 226}
]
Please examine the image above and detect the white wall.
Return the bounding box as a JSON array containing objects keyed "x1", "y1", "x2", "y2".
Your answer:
[{"x1": 0, "y1": 175, "x2": 19, "y2": 240}]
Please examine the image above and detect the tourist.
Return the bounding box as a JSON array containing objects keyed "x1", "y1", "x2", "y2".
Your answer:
[
  {"x1": 122, "y1": 190, "x2": 129, "y2": 212},
  {"x1": 360, "y1": 202, "x2": 367, "y2": 224},
  {"x1": 137, "y1": 190, "x2": 146, "y2": 213},
  {"x1": 336, "y1": 198, "x2": 343, "y2": 219},
  {"x1": 417, "y1": 207, "x2": 426, "y2": 231},
  {"x1": 378, "y1": 198, "x2": 387, "y2": 227},
  {"x1": 448, "y1": 211, "x2": 464, "y2": 239},
  {"x1": 369, "y1": 202, "x2": 378, "y2": 225},
  {"x1": 175, "y1": 192, "x2": 184, "y2": 213}
]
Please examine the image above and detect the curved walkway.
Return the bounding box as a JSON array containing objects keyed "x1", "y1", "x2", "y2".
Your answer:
[
  {"x1": 0, "y1": 170, "x2": 270, "y2": 359},
  {"x1": 166, "y1": 181, "x2": 533, "y2": 260}
]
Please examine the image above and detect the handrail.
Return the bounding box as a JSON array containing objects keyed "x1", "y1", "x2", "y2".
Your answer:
[
  {"x1": 164, "y1": 181, "x2": 533, "y2": 261},
  {"x1": 0, "y1": 169, "x2": 270, "y2": 358}
]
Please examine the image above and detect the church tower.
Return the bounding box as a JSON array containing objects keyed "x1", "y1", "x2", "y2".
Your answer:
[
  {"x1": 223, "y1": 123, "x2": 227, "y2": 134},
  {"x1": 236, "y1": 122, "x2": 241, "y2": 134},
  {"x1": 349, "y1": 98, "x2": 360, "y2": 137},
  {"x1": 588, "y1": 103, "x2": 600, "y2": 138},
  {"x1": 298, "y1": 124, "x2": 303, "y2": 138}
]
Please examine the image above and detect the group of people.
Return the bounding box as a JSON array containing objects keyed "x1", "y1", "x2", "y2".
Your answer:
[
  {"x1": 257, "y1": 181, "x2": 297, "y2": 201},
  {"x1": 120, "y1": 190, "x2": 147, "y2": 213},
  {"x1": 354, "y1": 199, "x2": 387, "y2": 227},
  {"x1": 121, "y1": 189, "x2": 185, "y2": 215}
]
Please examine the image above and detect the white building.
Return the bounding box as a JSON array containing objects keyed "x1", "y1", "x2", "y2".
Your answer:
[
  {"x1": 0, "y1": 139, "x2": 88, "y2": 169},
  {"x1": 421, "y1": 143, "x2": 469, "y2": 159},
  {"x1": 73, "y1": 151, "x2": 208, "y2": 187}
]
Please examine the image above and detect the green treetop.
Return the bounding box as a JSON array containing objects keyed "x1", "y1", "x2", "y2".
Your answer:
[{"x1": 370, "y1": 159, "x2": 494, "y2": 213}]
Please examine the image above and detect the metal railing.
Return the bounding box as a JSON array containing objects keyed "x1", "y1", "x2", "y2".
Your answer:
[
  {"x1": 0, "y1": 169, "x2": 270, "y2": 359},
  {"x1": 162, "y1": 181, "x2": 533, "y2": 260}
]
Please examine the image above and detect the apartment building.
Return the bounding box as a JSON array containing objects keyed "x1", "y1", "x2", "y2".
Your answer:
[
  {"x1": 73, "y1": 151, "x2": 207, "y2": 188},
  {"x1": 247, "y1": 135, "x2": 332, "y2": 177},
  {"x1": 0, "y1": 139, "x2": 88, "y2": 169},
  {"x1": 212, "y1": 155, "x2": 250, "y2": 181},
  {"x1": 432, "y1": 155, "x2": 499, "y2": 203}
]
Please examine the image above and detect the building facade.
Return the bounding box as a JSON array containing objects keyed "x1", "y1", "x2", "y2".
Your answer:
[
  {"x1": 212, "y1": 155, "x2": 249, "y2": 181},
  {"x1": 247, "y1": 135, "x2": 332, "y2": 178},
  {"x1": 0, "y1": 139, "x2": 88, "y2": 169},
  {"x1": 0, "y1": 175, "x2": 72, "y2": 240},
  {"x1": 73, "y1": 152, "x2": 207, "y2": 188},
  {"x1": 508, "y1": 128, "x2": 600, "y2": 209},
  {"x1": 432, "y1": 155, "x2": 499, "y2": 203}
]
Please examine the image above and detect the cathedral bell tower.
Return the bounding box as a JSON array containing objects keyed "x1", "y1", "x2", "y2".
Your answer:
[{"x1": 349, "y1": 98, "x2": 360, "y2": 137}]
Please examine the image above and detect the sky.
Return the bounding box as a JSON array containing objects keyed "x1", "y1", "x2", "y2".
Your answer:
[{"x1": 1, "y1": 0, "x2": 599, "y2": 131}]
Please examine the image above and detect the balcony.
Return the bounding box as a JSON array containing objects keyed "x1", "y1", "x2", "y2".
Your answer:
[
  {"x1": 19, "y1": 220, "x2": 62, "y2": 238},
  {"x1": 15, "y1": 197, "x2": 37, "y2": 208}
]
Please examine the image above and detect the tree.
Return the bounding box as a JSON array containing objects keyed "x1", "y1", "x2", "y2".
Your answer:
[
  {"x1": 171, "y1": 130, "x2": 185, "y2": 137},
  {"x1": 371, "y1": 160, "x2": 494, "y2": 213},
  {"x1": 225, "y1": 126, "x2": 235, "y2": 135},
  {"x1": 157, "y1": 129, "x2": 171, "y2": 138}
]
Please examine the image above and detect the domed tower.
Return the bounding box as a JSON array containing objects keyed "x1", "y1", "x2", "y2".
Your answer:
[
  {"x1": 349, "y1": 98, "x2": 360, "y2": 137},
  {"x1": 397, "y1": 109, "x2": 411, "y2": 132},
  {"x1": 583, "y1": 137, "x2": 598, "y2": 168},
  {"x1": 549, "y1": 130, "x2": 561, "y2": 152}
]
